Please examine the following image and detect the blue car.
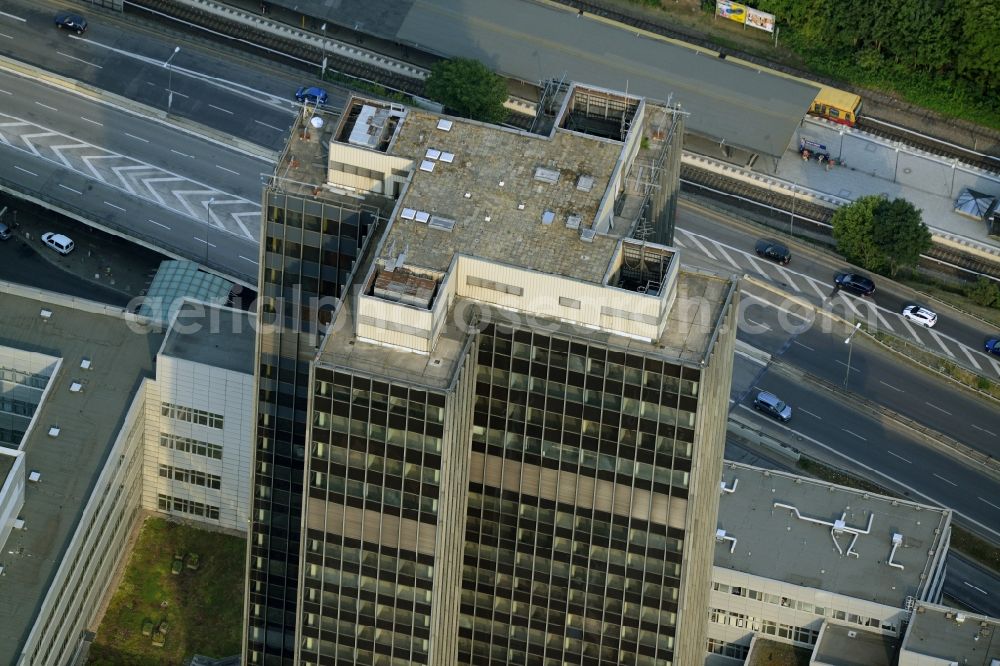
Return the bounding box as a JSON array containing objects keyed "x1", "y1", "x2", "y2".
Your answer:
[
  {"x1": 295, "y1": 86, "x2": 328, "y2": 105},
  {"x1": 986, "y1": 338, "x2": 1000, "y2": 356},
  {"x1": 54, "y1": 11, "x2": 87, "y2": 34}
]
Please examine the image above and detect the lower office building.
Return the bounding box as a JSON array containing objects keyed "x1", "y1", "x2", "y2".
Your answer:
[
  {"x1": 707, "y1": 462, "x2": 952, "y2": 665},
  {"x1": 0, "y1": 288, "x2": 253, "y2": 666},
  {"x1": 265, "y1": 83, "x2": 732, "y2": 666}
]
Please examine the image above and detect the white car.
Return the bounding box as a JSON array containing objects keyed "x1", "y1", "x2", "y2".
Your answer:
[
  {"x1": 41, "y1": 232, "x2": 75, "y2": 255},
  {"x1": 901, "y1": 305, "x2": 937, "y2": 328}
]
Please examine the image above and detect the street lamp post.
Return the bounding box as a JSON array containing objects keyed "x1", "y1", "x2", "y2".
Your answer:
[
  {"x1": 320, "y1": 23, "x2": 328, "y2": 79},
  {"x1": 789, "y1": 182, "x2": 796, "y2": 238},
  {"x1": 164, "y1": 46, "x2": 180, "y2": 114},
  {"x1": 843, "y1": 322, "x2": 862, "y2": 387}
]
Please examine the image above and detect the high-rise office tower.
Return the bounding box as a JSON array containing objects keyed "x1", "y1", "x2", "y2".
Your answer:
[
  {"x1": 247, "y1": 84, "x2": 733, "y2": 666},
  {"x1": 244, "y1": 104, "x2": 395, "y2": 662}
]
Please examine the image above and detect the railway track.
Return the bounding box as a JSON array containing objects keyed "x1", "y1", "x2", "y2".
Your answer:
[
  {"x1": 125, "y1": 0, "x2": 425, "y2": 97},
  {"x1": 856, "y1": 117, "x2": 1000, "y2": 175},
  {"x1": 679, "y1": 164, "x2": 1000, "y2": 281}
]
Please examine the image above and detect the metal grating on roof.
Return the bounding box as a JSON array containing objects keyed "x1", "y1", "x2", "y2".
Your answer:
[
  {"x1": 428, "y1": 215, "x2": 456, "y2": 232},
  {"x1": 534, "y1": 166, "x2": 560, "y2": 183},
  {"x1": 566, "y1": 214, "x2": 582, "y2": 230}
]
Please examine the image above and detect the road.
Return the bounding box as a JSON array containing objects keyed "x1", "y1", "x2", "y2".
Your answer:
[
  {"x1": 0, "y1": 0, "x2": 314, "y2": 150},
  {"x1": 0, "y1": 67, "x2": 263, "y2": 285},
  {"x1": 943, "y1": 553, "x2": 1000, "y2": 618}
]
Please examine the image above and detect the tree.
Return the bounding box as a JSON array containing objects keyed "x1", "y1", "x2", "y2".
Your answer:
[
  {"x1": 424, "y1": 58, "x2": 509, "y2": 125},
  {"x1": 832, "y1": 195, "x2": 931, "y2": 277},
  {"x1": 966, "y1": 276, "x2": 1000, "y2": 308}
]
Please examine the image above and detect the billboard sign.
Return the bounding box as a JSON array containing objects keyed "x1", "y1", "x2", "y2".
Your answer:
[
  {"x1": 716, "y1": 0, "x2": 747, "y2": 25},
  {"x1": 746, "y1": 7, "x2": 776, "y2": 33}
]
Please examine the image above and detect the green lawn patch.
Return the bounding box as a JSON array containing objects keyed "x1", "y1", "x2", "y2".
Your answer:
[{"x1": 87, "y1": 517, "x2": 246, "y2": 665}]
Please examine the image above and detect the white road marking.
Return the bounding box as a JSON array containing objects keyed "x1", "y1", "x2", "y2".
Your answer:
[
  {"x1": 806, "y1": 277, "x2": 829, "y2": 299},
  {"x1": 673, "y1": 238, "x2": 687, "y2": 248},
  {"x1": 927, "y1": 329, "x2": 955, "y2": 356},
  {"x1": 990, "y1": 357, "x2": 1000, "y2": 376},
  {"x1": 837, "y1": 293, "x2": 865, "y2": 318},
  {"x1": 745, "y1": 318, "x2": 771, "y2": 332},
  {"x1": 171, "y1": 90, "x2": 189, "y2": 99},
  {"x1": 0, "y1": 88, "x2": 11, "y2": 95},
  {"x1": 104, "y1": 201, "x2": 126, "y2": 212},
  {"x1": 148, "y1": 219, "x2": 171, "y2": 230},
  {"x1": 740, "y1": 291, "x2": 811, "y2": 321},
  {"x1": 874, "y1": 310, "x2": 895, "y2": 333},
  {"x1": 81, "y1": 117, "x2": 103, "y2": 126},
  {"x1": 714, "y1": 244, "x2": 743, "y2": 270},
  {"x1": 970, "y1": 424, "x2": 997, "y2": 437},
  {"x1": 193, "y1": 237, "x2": 217, "y2": 248},
  {"x1": 171, "y1": 149, "x2": 192, "y2": 158},
  {"x1": 0, "y1": 31, "x2": 13, "y2": 39},
  {"x1": 209, "y1": 104, "x2": 234, "y2": 115},
  {"x1": 254, "y1": 120, "x2": 285, "y2": 131},
  {"x1": 682, "y1": 231, "x2": 718, "y2": 261},
  {"x1": 792, "y1": 340, "x2": 814, "y2": 351},
  {"x1": 59, "y1": 184, "x2": 82, "y2": 195},
  {"x1": 960, "y1": 345, "x2": 983, "y2": 370},
  {"x1": 14, "y1": 165, "x2": 38, "y2": 176},
  {"x1": 745, "y1": 254, "x2": 768, "y2": 275},
  {"x1": 841, "y1": 429, "x2": 866, "y2": 441},
  {"x1": 835, "y1": 360, "x2": 859, "y2": 374},
  {"x1": 35, "y1": 102, "x2": 58, "y2": 112},
  {"x1": 979, "y1": 496, "x2": 1000, "y2": 512},
  {"x1": 216, "y1": 164, "x2": 240, "y2": 175},
  {"x1": 900, "y1": 317, "x2": 921, "y2": 341},
  {"x1": 879, "y1": 380, "x2": 903, "y2": 392},
  {"x1": 0, "y1": 10, "x2": 27, "y2": 22},
  {"x1": 57, "y1": 51, "x2": 102, "y2": 68},
  {"x1": 775, "y1": 265, "x2": 800, "y2": 290},
  {"x1": 798, "y1": 408, "x2": 821, "y2": 419},
  {"x1": 886, "y1": 450, "x2": 911, "y2": 464},
  {"x1": 924, "y1": 402, "x2": 952, "y2": 416},
  {"x1": 963, "y1": 581, "x2": 988, "y2": 595},
  {"x1": 240, "y1": 255, "x2": 259, "y2": 265},
  {"x1": 124, "y1": 132, "x2": 149, "y2": 143},
  {"x1": 933, "y1": 473, "x2": 957, "y2": 487}
]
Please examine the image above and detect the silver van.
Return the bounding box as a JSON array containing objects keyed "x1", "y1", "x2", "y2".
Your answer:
[{"x1": 753, "y1": 391, "x2": 792, "y2": 422}]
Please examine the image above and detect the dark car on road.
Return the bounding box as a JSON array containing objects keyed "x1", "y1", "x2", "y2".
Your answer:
[
  {"x1": 986, "y1": 338, "x2": 1000, "y2": 356},
  {"x1": 295, "y1": 86, "x2": 328, "y2": 105},
  {"x1": 753, "y1": 391, "x2": 792, "y2": 422},
  {"x1": 835, "y1": 273, "x2": 875, "y2": 296},
  {"x1": 754, "y1": 239, "x2": 791, "y2": 265},
  {"x1": 54, "y1": 11, "x2": 87, "y2": 34}
]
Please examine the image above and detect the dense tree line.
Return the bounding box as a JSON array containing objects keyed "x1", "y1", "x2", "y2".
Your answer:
[{"x1": 756, "y1": 0, "x2": 999, "y2": 112}]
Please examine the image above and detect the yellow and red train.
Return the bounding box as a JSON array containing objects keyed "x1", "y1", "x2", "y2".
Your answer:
[{"x1": 809, "y1": 86, "x2": 862, "y2": 127}]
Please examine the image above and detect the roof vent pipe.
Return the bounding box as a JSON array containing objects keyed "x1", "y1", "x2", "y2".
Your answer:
[{"x1": 887, "y1": 533, "x2": 905, "y2": 570}]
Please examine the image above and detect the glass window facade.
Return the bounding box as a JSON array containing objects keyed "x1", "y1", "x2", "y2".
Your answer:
[{"x1": 247, "y1": 192, "x2": 382, "y2": 665}]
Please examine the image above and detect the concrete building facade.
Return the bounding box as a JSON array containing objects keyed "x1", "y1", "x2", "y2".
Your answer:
[{"x1": 244, "y1": 83, "x2": 732, "y2": 666}]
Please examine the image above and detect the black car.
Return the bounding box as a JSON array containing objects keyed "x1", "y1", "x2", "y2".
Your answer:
[
  {"x1": 54, "y1": 11, "x2": 87, "y2": 34},
  {"x1": 835, "y1": 273, "x2": 875, "y2": 296},
  {"x1": 754, "y1": 239, "x2": 791, "y2": 265}
]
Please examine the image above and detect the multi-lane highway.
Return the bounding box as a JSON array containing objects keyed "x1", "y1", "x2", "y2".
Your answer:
[{"x1": 0, "y1": 0, "x2": 353, "y2": 285}]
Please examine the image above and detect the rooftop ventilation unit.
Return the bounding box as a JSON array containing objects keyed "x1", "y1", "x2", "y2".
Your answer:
[
  {"x1": 566, "y1": 214, "x2": 582, "y2": 230},
  {"x1": 576, "y1": 175, "x2": 595, "y2": 192},
  {"x1": 80, "y1": 358, "x2": 92, "y2": 370},
  {"x1": 436, "y1": 119, "x2": 453, "y2": 132},
  {"x1": 517, "y1": 202, "x2": 526, "y2": 211},
  {"x1": 425, "y1": 148, "x2": 441, "y2": 161},
  {"x1": 419, "y1": 160, "x2": 435, "y2": 173},
  {"x1": 534, "y1": 167, "x2": 560, "y2": 184},
  {"x1": 414, "y1": 211, "x2": 430, "y2": 224},
  {"x1": 400, "y1": 208, "x2": 417, "y2": 220},
  {"x1": 40, "y1": 309, "x2": 52, "y2": 320},
  {"x1": 440, "y1": 152, "x2": 455, "y2": 163},
  {"x1": 541, "y1": 211, "x2": 555, "y2": 225},
  {"x1": 48, "y1": 426, "x2": 60, "y2": 438},
  {"x1": 580, "y1": 229, "x2": 597, "y2": 243},
  {"x1": 428, "y1": 216, "x2": 456, "y2": 232},
  {"x1": 29, "y1": 471, "x2": 41, "y2": 483},
  {"x1": 70, "y1": 382, "x2": 83, "y2": 393}
]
